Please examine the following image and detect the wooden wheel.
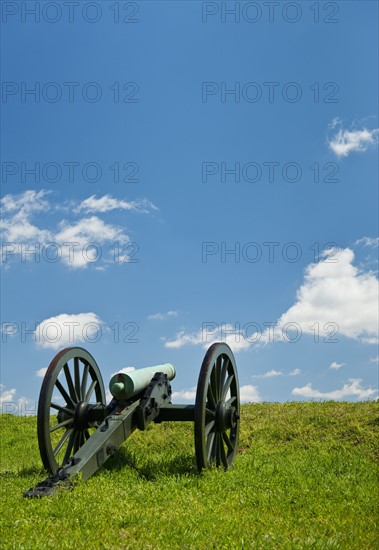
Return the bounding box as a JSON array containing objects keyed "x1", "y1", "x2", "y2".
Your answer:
[
  {"x1": 37, "y1": 347, "x2": 106, "y2": 475},
  {"x1": 194, "y1": 343, "x2": 240, "y2": 470}
]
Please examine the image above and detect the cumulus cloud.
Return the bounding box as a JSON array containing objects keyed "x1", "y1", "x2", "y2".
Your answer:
[
  {"x1": 240, "y1": 385, "x2": 261, "y2": 403},
  {"x1": 164, "y1": 246, "x2": 378, "y2": 350},
  {"x1": 0, "y1": 384, "x2": 36, "y2": 415},
  {"x1": 1, "y1": 190, "x2": 156, "y2": 269},
  {"x1": 164, "y1": 324, "x2": 252, "y2": 351},
  {"x1": 148, "y1": 311, "x2": 178, "y2": 321},
  {"x1": 292, "y1": 379, "x2": 377, "y2": 400},
  {"x1": 54, "y1": 216, "x2": 129, "y2": 268},
  {"x1": 35, "y1": 367, "x2": 48, "y2": 378},
  {"x1": 253, "y1": 369, "x2": 283, "y2": 379},
  {"x1": 1, "y1": 189, "x2": 52, "y2": 243},
  {"x1": 252, "y1": 369, "x2": 301, "y2": 379},
  {"x1": 330, "y1": 361, "x2": 345, "y2": 370},
  {"x1": 77, "y1": 194, "x2": 157, "y2": 214},
  {"x1": 327, "y1": 119, "x2": 379, "y2": 157},
  {"x1": 355, "y1": 236, "x2": 379, "y2": 249},
  {"x1": 111, "y1": 367, "x2": 136, "y2": 376},
  {"x1": 172, "y1": 384, "x2": 261, "y2": 403},
  {"x1": 171, "y1": 387, "x2": 197, "y2": 401},
  {"x1": 0, "y1": 384, "x2": 16, "y2": 406},
  {"x1": 34, "y1": 312, "x2": 103, "y2": 349},
  {"x1": 1, "y1": 189, "x2": 51, "y2": 216},
  {"x1": 273, "y1": 247, "x2": 378, "y2": 344},
  {"x1": 289, "y1": 369, "x2": 302, "y2": 376}
]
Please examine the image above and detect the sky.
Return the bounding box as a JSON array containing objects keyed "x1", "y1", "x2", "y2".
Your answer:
[{"x1": 1, "y1": 0, "x2": 378, "y2": 414}]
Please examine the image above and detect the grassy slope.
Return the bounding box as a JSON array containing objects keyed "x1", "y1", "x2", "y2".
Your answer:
[{"x1": 0, "y1": 402, "x2": 378, "y2": 549}]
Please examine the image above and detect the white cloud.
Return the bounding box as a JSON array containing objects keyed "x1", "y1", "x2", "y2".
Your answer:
[
  {"x1": 272, "y1": 247, "x2": 378, "y2": 344},
  {"x1": 171, "y1": 384, "x2": 261, "y2": 404},
  {"x1": 253, "y1": 368, "x2": 301, "y2": 378},
  {"x1": 240, "y1": 385, "x2": 261, "y2": 403},
  {"x1": 1, "y1": 190, "x2": 52, "y2": 243},
  {"x1": 361, "y1": 337, "x2": 379, "y2": 344},
  {"x1": 289, "y1": 369, "x2": 302, "y2": 376},
  {"x1": 1, "y1": 189, "x2": 51, "y2": 215},
  {"x1": 111, "y1": 367, "x2": 135, "y2": 376},
  {"x1": 330, "y1": 361, "x2": 345, "y2": 370},
  {"x1": 164, "y1": 246, "x2": 378, "y2": 350},
  {"x1": 369, "y1": 355, "x2": 379, "y2": 364},
  {"x1": 164, "y1": 329, "x2": 203, "y2": 349},
  {"x1": 253, "y1": 369, "x2": 283, "y2": 379},
  {"x1": 148, "y1": 311, "x2": 178, "y2": 321},
  {"x1": 54, "y1": 216, "x2": 129, "y2": 268},
  {"x1": 328, "y1": 120, "x2": 379, "y2": 157},
  {"x1": 77, "y1": 194, "x2": 157, "y2": 214},
  {"x1": 355, "y1": 236, "x2": 379, "y2": 249},
  {"x1": 34, "y1": 312, "x2": 103, "y2": 349},
  {"x1": 0, "y1": 384, "x2": 16, "y2": 406},
  {"x1": 35, "y1": 367, "x2": 48, "y2": 378},
  {"x1": 1, "y1": 190, "x2": 156, "y2": 269},
  {"x1": 292, "y1": 379, "x2": 377, "y2": 400},
  {"x1": 171, "y1": 387, "x2": 197, "y2": 401},
  {"x1": 164, "y1": 324, "x2": 252, "y2": 352},
  {"x1": 0, "y1": 384, "x2": 37, "y2": 415}
]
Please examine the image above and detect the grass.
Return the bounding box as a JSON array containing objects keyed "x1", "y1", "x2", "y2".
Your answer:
[{"x1": 0, "y1": 401, "x2": 378, "y2": 549}]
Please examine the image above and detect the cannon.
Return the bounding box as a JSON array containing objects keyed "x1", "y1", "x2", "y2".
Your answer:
[{"x1": 24, "y1": 342, "x2": 240, "y2": 497}]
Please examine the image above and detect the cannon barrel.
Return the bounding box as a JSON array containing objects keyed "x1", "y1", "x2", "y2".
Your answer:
[{"x1": 109, "y1": 363, "x2": 176, "y2": 400}]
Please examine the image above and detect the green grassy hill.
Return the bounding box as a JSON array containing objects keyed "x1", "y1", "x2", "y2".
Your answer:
[{"x1": 1, "y1": 402, "x2": 378, "y2": 549}]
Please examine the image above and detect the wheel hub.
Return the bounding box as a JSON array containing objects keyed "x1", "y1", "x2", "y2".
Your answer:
[
  {"x1": 215, "y1": 400, "x2": 236, "y2": 432},
  {"x1": 74, "y1": 401, "x2": 92, "y2": 431}
]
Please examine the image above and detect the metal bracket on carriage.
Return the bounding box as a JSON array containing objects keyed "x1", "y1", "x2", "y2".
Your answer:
[{"x1": 135, "y1": 372, "x2": 173, "y2": 430}]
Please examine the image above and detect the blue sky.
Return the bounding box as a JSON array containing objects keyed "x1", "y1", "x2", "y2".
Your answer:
[{"x1": 1, "y1": 0, "x2": 378, "y2": 413}]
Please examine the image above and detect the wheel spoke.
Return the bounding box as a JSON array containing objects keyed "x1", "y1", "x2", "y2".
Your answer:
[
  {"x1": 211, "y1": 432, "x2": 219, "y2": 462},
  {"x1": 84, "y1": 380, "x2": 97, "y2": 402},
  {"x1": 220, "y1": 356, "x2": 229, "y2": 391},
  {"x1": 53, "y1": 428, "x2": 72, "y2": 456},
  {"x1": 216, "y1": 356, "x2": 223, "y2": 397},
  {"x1": 205, "y1": 420, "x2": 215, "y2": 437},
  {"x1": 50, "y1": 402, "x2": 74, "y2": 416},
  {"x1": 81, "y1": 363, "x2": 89, "y2": 399},
  {"x1": 63, "y1": 363, "x2": 78, "y2": 403},
  {"x1": 84, "y1": 430, "x2": 91, "y2": 440},
  {"x1": 210, "y1": 366, "x2": 219, "y2": 401},
  {"x1": 207, "y1": 383, "x2": 216, "y2": 408},
  {"x1": 222, "y1": 431, "x2": 234, "y2": 453},
  {"x1": 55, "y1": 379, "x2": 75, "y2": 409},
  {"x1": 62, "y1": 430, "x2": 77, "y2": 465},
  {"x1": 226, "y1": 395, "x2": 236, "y2": 407},
  {"x1": 74, "y1": 358, "x2": 81, "y2": 400},
  {"x1": 207, "y1": 432, "x2": 216, "y2": 462},
  {"x1": 222, "y1": 374, "x2": 234, "y2": 401},
  {"x1": 216, "y1": 433, "x2": 222, "y2": 466},
  {"x1": 205, "y1": 407, "x2": 216, "y2": 418},
  {"x1": 74, "y1": 434, "x2": 79, "y2": 454},
  {"x1": 49, "y1": 418, "x2": 73, "y2": 433},
  {"x1": 74, "y1": 431, "x2": 83, "y2": 453},
  {"x1": 219, "y1": 435, "x2": 228, "y2": 468}
]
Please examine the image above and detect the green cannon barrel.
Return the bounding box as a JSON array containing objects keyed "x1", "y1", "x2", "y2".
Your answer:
[{"x1": 109, "y1": 363, "x2": 176, "y2": 401}]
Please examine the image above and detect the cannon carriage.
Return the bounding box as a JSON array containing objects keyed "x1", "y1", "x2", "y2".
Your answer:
[{"x1": 24, "y1": 342, "x2": 240, "y2": 497}]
